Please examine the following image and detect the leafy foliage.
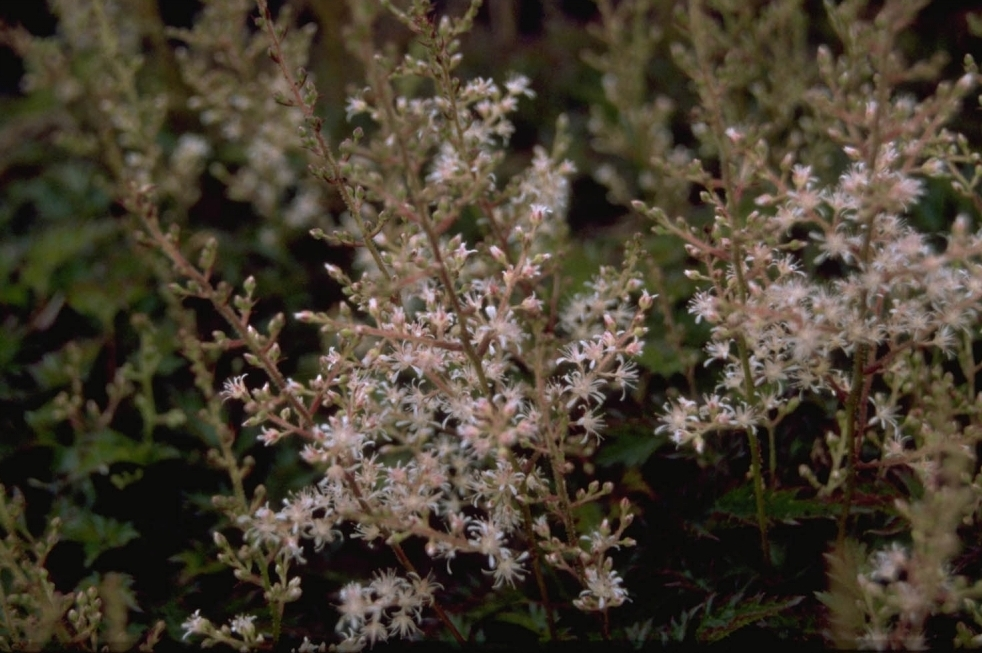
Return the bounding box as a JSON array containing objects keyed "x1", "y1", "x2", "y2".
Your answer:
[{"x1": 2, "y1": 0, "x2": 982, "y2": 650}]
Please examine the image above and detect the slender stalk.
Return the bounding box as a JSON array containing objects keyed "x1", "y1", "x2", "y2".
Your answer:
[
  {"x1": 687, "y1": 0, "x2": 770, "y2": 563},
  {"x1": 734, "y1": 334, "x2": 771, "y2": 561},
  {"x1": 130, "y1": 193, "x2": 314, "y2": 428},
  {"x1": 355, "y1": 8, "x2": 492, "y2": 395},
  {"x1": 532, "y1": 342, "x2": 587, "y2": 585},
  {"x1": 256, "y1": 553, "x2": 282, "y2": 642},
  {"x1": 767, "y1": 424, "x2": 777, "y2": 489},
  {"x1": 837, "y1": 341, "x2": 869, "y2": 547},
  {"x1": 836, "y1": 28, "x2": 891, "y2": 541},
  {"x1": 391, "y1": 543, "x2": 466, "y2": 644},
  {"x1": 519, "y1": 499, "x2": 557, "y2": 640},
  {"x1": 256, "y1": 0, "x2": 391, "y2": 282}
]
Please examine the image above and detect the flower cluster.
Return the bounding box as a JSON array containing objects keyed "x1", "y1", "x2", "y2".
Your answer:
[
  {"x1": 171, "y1": 1, "x2": 650, "y2": 648},
  {"x1": 334, "y1": 570, "x2": 441, "y2": 649},
  {"x1": 181, "y1": 609, "x2": 268, "y2": 651},
  {"x1": 16, "y1": 0, "x2": 982, "y2": 649},
  {"x1": 168, "y1": 0, "x2": 324, "y2": 223},
  {"x1": 647, "y1": 0, "x2": 982, "y2": 483},
  {"x1": 634, "y1": 0, "x2": 982, "y2": 646}
]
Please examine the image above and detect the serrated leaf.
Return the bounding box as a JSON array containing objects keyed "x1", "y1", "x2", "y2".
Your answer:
[
  {"x1": 596, "y1": 427, "x2": 661, "y2": 467},
  {"x1": 171, "y1": 543, "x2": 231, "y2": 585},
  {"x1": 696, "y1": 593, "x2": 804, "y2": 644},
  {"x1": 56, "y1": 429, "x2": 180, "y2": 480},
  {"x1": 711, "y1": 486, "x2": 841, "y2": 526},
  {"x1": 54, "y1": 502, "x2": 140, "y2": 567},
  {"x1": 492, "y1": 607, "x2": 548, "y2": 637}
]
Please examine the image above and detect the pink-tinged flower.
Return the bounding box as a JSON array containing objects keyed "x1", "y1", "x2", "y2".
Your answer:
[
  {"x1": 387, "y1": 609, "x2": 419, "y2": 639},
  {"x1": 336, "y1": 582, "x2": 369, "y2": 631},
  {"x1": 490, "y1": 550, "x2": 529, "y2": 588}
]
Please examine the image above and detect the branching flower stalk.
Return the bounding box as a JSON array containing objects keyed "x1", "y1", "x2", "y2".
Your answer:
[
  {"x1": 19, "y1": 0, "x2": 982, "y2": 648},
  {"x1": 641, "y1": 0, "x2": 982, "y2": 576},
  {"x1": 255, "y1": 1, "x2": 391, "y2": 282},
  {"x1": 672, "y1": 0, "x2": 772, "y2": 562},
  {"x1": 156, "y1": 0, "x2": 650, "y2": 648},
  {"x1": 256, "y1": 7, "x2": 484, "y2": 636},
  {"x1": 127, "y1": 180, "x2": 465, "y2": 645}
]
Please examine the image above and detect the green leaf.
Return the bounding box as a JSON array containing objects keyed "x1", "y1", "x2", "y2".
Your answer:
[
  {"x1": 55, "y1": 429, "x2": 179, "y2": 481},
  {"x1": 27, "y1": 339, "x2": 101, "y2": 391},
  {"x1": 573, "y1": 501, "x2": 604, "y2": 534},
  {"x1": 712, "y1": 486, "x2": 841, "y2": 526},
  {"x1": 696, "y1": 593, "x2": 804, "y2": 644},
  {"x1": 635, "y1": 339, "x2": 693, "y2": 376},
  {"x1": 171, "y1": 542, "x2": 231, "y2": 585},
  {"x1": 20, "y1": 221, "x2": 119, "y2": 298},
  {"x1": 492, "y1": 604, "x2": 550, "y2": 640},
  {"x1": 54, "y1": 503, "x2": 140, "y2": 567},
  {"x1": 595, "y1": 426, "x2": 661, "y2": 467}
]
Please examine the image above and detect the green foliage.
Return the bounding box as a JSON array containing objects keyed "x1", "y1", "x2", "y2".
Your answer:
[
  {"x1": 3, "y1": 0, "x2": 982, "y2": 650},
  {"x1": 713, "y1": 485, "x2": 841, "y2": 525},
  {"x1": 695, "y1": 592, "x2": 804, "y2": 644},
  {"x1": 0, "y1": 485, "x2": 164, "y2": 651}
]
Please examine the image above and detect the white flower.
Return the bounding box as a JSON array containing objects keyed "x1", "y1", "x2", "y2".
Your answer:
[
  {"x1": 181, "y1": 609, "x2": 210, "y2": 640},
  {"x1": 230, "y1": 614, "x2": 258, "y2": 639},
  {"x1": 219, "y1": 374, "x2": 249, "y2": 403},
  {"x1": 575, "y1": 408, "x2": 607, "y2": 442},
  {"x1": 490, "y1": 550, "x2": 529, "y2": 588},
  {"x1": 867, "y1": 393, "x2": 900, "y2": 436},
  {"x1": 505, "y1": 74, "x2": 533, "y2": 97},
  {"x1": 468, "y1": 519, "x2": 505, "y2": 569},
  {"x1": 336, "y1": 582, "x2": 369, "y2": 631},
  {"x1": 388, "y1": 609, "x2": 420, "y2": 638},
  {"x1": 574, "y1": 560, "x2": 630, "y2": 611},
  {"x1": 562, "y1": 370, "x2": 606, "y2": 408}
]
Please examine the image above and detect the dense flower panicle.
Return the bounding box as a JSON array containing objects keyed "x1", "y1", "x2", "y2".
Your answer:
[
  {"x1": 663, "y1": 163, "x2": 982, "y2": 444},
  {"x1": 661, "y1": 144, "x2": 982, "y2": 449},
  {"x1": 26, "y1": 0, "x2": 982, "y2": 649},
  {"x1": 159, "y1": 0, "x2": 982, "y2": 649},
  {"x1": 637, "y1": 11, "x2": 982, "y2": 641},
  {"x1": 177, "y1": 4, "x2": 656, "y2": 646}
]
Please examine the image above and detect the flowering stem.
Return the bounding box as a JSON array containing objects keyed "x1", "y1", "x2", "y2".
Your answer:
[
  {"x1": 133, "y1": 185, "x2": 459, "y2": 643},
  {"x1": 167, "y1": 300, "x2": 251, "y2": 510},
  {"x1": 128, "y1": 189, "x2": 314, "y2": 429},
  {"x1": 358, "y1": 13, "x2": 493, "y2": 396},
  {"x1": 767, "y1": 424, "x2": 778, "y2": 490},
  {"x1": 734, "y1": 333, "x2": 771, "y2": 562},
  {"x1": 519, "y1": 499, "x2": 558, "y2": 640},
  {"x1": 390, "y1": 543, "x2": 466, "y2": 644},
  {"x1": 837, "y1": 342, "x2": 869, "y2": 547},
  {"x1": 837, "y1": 62, "x2": 889, "y2": 544},
  {"x1": 256, "y1": 0, "x2": 392, "y2": 282},
  {"x1": 836, "y1": 212, "x2": 877, "y2": 545},
  {"x1": 687, "y1": 0, "x2": 770, "y2": 563},
  {"x1": 531, "y1": 341, "x2": 590, "y2": 598},
  {"x1": 257, "y1": 553, "x2": 283, "y2": 643}
]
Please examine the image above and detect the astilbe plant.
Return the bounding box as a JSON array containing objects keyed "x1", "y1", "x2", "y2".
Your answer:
[
  {"x1": 0, "y1": 484, "x2": 165, "y2": 652},
  {"x1": 625, "y1": 0, "x2": 982, "y2": 647},
  {"x1": 116, "y1": 1, "x2": 652, "y2": 649},
  {"x1": 11, "y1": 0, "x2": 982, "y2": 649}
]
